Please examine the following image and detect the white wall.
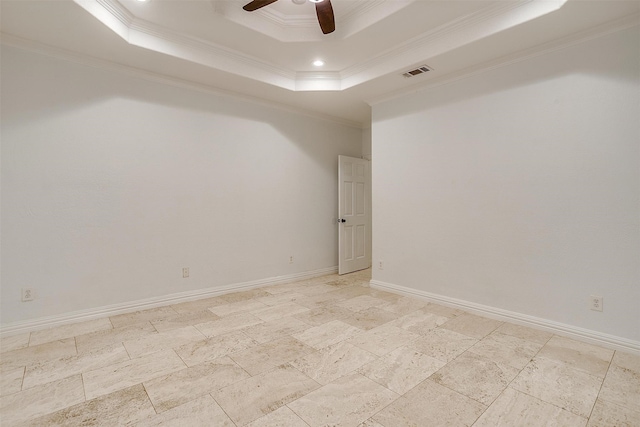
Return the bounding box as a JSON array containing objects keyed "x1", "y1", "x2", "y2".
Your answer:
[
  {"x1": 0, "y1": 45, "x2": 362, "y2": 325},
  {"x1": 372, "y1": 26, "x2": 639, "y2": 343}
]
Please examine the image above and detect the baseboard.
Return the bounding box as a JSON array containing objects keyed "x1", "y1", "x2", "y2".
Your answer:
[
  {"x1": 370, "y1": 279, "x2": 640, "y2": 355},
  {"x1": 0, "y1": 266, "x2": 338, "y2": 338}
]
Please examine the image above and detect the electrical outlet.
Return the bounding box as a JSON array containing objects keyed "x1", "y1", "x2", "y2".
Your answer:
[
  {"x1": 289, "y1": 256, "x2": 294, "y2": 264},
  {"x1": 378, "y1": 260, "x2": 384, "y2": 270},
  {"x1": 182, "y1": 267, "x2": 189, "y2": 278},
  {"x1": 22, "y1": 288, "x2": 35, "y2": 302},
  {"x1": 590, "y1": 295, "x2": 603, "y2": 312}
]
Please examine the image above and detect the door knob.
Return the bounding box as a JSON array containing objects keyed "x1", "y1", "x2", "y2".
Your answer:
[{"x1": 338, "y1": 218, "x2": 346, "y2": 223}]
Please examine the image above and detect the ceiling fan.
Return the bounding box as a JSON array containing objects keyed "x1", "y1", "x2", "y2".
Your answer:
[{"x1": 242, "y1": 0, "x2": 335, "y2": 34}]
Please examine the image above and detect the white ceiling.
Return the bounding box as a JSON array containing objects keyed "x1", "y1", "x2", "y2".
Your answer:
[{"x1": 1, "y1": 0, "x2": 639, "y2": 127}]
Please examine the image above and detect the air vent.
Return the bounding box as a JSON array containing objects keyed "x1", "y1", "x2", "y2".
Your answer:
[{"x1": 402, "y1": 65, "x2": 432, "y2": 78}]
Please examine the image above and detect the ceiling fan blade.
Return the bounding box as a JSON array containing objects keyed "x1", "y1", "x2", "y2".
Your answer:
[
  {"x1": 243, "y1": 0, "x2": 279, "y2": 12},
  {"x1": 315, "y1": 0, "x2": 335, "y2": 34}
]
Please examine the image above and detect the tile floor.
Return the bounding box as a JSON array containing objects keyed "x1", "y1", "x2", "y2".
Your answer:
[{"x1": 1, "y1": 269, "x2": 639, "y2": 426}]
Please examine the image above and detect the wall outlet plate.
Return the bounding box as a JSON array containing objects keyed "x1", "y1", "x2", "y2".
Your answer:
[
  {"x1": 22, "y1": 288, "x2": 35, "y2": 302},
  {"x1": 590, "y1": 295, "x2": 603, "y2": 312},
  {"x1": 182, "y1": 267, "x2": 189, "y2": 278}
]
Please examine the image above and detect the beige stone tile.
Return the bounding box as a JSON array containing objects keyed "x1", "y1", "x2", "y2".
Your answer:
[
  {"x1": 208, "y1": 299, "x2": 269, "y2": 317},
  {"x1": 378, "y1": 296, "x2": 428, "y2": 316},
  {"x1": 347, "y1": 324, "x2": 420, "y2": 356},
  {"x1": 474, "y1": 387, "x2": 587, "y2": 427},
  {"x1": 325, "y1": 285, "x2": 372, "y2": 301},
  {"x1": 254, "y1": 292, "x2": 308, "y2": 307},
  {"x1": 262, "y1": 281, "x2": 309, "y2": 295},
  {"x1": 587, "y1": 398, "x2": 640, "y2": 427},
  {"x1": 23, "y1": 344, "x2": 129, "y2": 390},
  {"x1": 82, "y1": 349, "x2": 186, "y2": 400},
  {"x1": 293, "y1": 305, "x2": 352, "y2": 326},
  {"x1": 134, "y1": 394, "x2": 235, "y2": 427},
  {"x1": 75, "y1": 322, "x2": 157, "y2": 354},
  {"x1": 288, "y1": 373, "x2": 398, "y2": 427},
  {"x1": 369, "y1": 289, "x2": 403, "y2": 303},
  {"x1": 511, "y1": 357, "x2": 602, "y2": 418},
  {"x1": 613, "y1": 351, "x2": 640, "y2": 374},
  {"x1": 537, "y1": 335, "x2": 613, "y2": 378},
  {"x1": 291, "y1": 342, "x2": 377, "y2": 385},
  {"x1": 495, "y1": 322, "x2": 553, "y2": 345},
  {"x1": 0, "y1": 338, "x2": 77, "y2": 369},
  {"x1": 468, "y1": 331, "x2": 543, "y2": 370},
  {"x1": 245, "y1": 406, "x2": 309, "y2": 427},
  {"x1": 150, "y1": 309, "x2": 220, "y2": 332},
  {"x1": 0, "y1": 375, "x2": 85, "y2": 425},
  {"x1": 440, "y1": 312, "x2": 503, "y2": 339},
  {"x1": 340, "y1": 307, "x2": 398, "y2": 331},
  {"x1": 358, "y1": 420, "x2": 386, "y2": 427},
  {"x1": 23, "y1": 384, "x2": 155, "y2": 427},
  {"x1": 358, "y1": 345, "x2": 445, "y2": 395},
  {"x1": 218, "y1": 288, "x2": 272, "y2": 303},
  {"x1": 292, "y1": 320, "x2": 363, "y2": 350},
  {"x1": 194, "y1": 312, "x2": 263, "y2": 337},
  {"x1": 0, "y1": 366, "x2": 24, "y2": 396},
  {"x1": 174, "y1": 330, "x2": 258, "y2": 367},
  {"x1": 122, "y1": 325, "x2": 206, "y2": 358},
  {"x1": 390, "y1": 309, "x2": 449, "y2": 335},
  {"x1": 431, "y1": 350, "x2": 519, "y2": 406},
  {"x1": 598, "y1": 363, "x2": 640, "y2": 412},
  {"x1": 250, "y1": 302, "x2": 310, "y2": 322},
  {"x1": 230, "y1": 336, "x2": 314, "y2": 375},
  {"x1": 212, "y1": 364, "x2": 319, "y2": 426},
  {"x1": 308, "y1": 273, "x2": 342, "y2": 284},
  {"x1": 0, "y1": 333, "x2": 31, "y2": 353},
  {"x1": 409, "y1": 328, "x2": 477, "y2": 362},
  {"x1": 325, "y1": 277, "x2": 361, "y2": 289},
  {"x1": 241, "y1": 316, "x2": 312, "y2": 344},
  {"x1": 336, "y1": 295, "x2": 389, "y2": 312},
  {"x1": 170, "y1": 296, "x2": 226, "y2": 314},
  {"x1": 293, "y1": 291, "x2": 346, "y2": 310},
  {"x1": 144, "y1": 356, "x2": 249, "y2": 413},
  {"x1": 109, "y1": 306, "x2": 178, "y2": 328},
  {"x1": 424, "y1": 302, "x2": 465, "y2": 318},
  {"x1": 295, "y1": 283, "x2": 341, "y2": 296},
  {"x1": 28, "y1": 318, "x2": 113, "y2": 347},
  {"x1": 371, "y1": 379, "x2": 486, "y2": 427}
]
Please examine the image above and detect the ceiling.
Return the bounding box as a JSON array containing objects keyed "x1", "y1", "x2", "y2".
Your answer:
[{"x1": 1, "y1": 0, "x2": 639, "y2": 127}]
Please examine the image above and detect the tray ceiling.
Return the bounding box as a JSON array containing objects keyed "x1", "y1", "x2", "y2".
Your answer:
[{"x1": 2, "y1": 0, "x2": 639, "y2": 125}]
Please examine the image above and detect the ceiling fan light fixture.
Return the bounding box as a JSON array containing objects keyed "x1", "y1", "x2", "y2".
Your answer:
[{"x1": 243, "y1": 0, "x2": 334, "y2": 34}]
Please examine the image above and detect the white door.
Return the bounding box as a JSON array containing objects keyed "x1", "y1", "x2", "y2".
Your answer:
[{"x1": 338, "y1": 155, "x2": 370, "y2": 275}]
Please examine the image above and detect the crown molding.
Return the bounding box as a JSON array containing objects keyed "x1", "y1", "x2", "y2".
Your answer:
[
  {"x1": 0, "y1": 34, "x2": 365, "y2": 129},
  {"x1": 74, "y1": 0, "x2": 566, "y2": 92},
  {"x1": 75, "y1": 0, "x2": 298, "y2": 89},
  {"x1": 340, "y1": 0, "x2": 566, "y2": 89},
  {"x1": 365, "y1": 13, "x2": 640, "y2": 106},
  {"x1": 211, "y1": 0, "x2": 413, "y2": 42}
]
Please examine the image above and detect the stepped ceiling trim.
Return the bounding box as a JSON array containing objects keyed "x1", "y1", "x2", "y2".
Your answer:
[
  {"x1": 211, "y1": 0, "x2": 413, "y2": 41},
  {"x1": 73, "y1": 0, "x2": 567, "y2": 92},
  {"x1": 365, "y1": 14, "x2": 640, "y2": 106}
]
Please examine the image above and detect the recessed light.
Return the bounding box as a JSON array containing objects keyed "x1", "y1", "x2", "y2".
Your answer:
[
  {"x1": 309, "y1": 0, "x2": 324, "y2": 3},
  {"x1": 313, "y1": 60, "x2": 324, "y2": 67},
  {"x1": 136, "y1": 0, "x2": 148, "y2": 2}
]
